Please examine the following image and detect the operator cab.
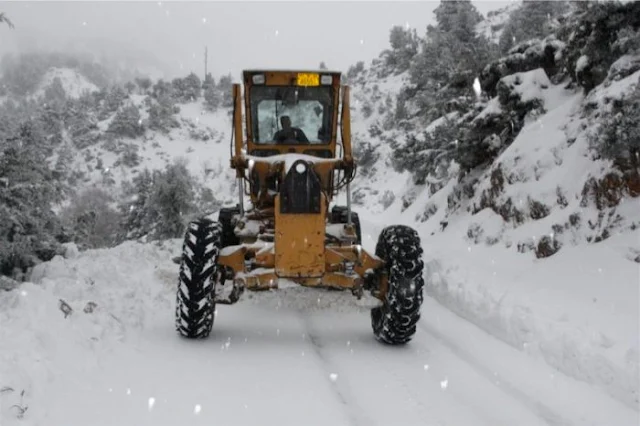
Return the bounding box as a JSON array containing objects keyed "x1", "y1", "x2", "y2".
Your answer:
[{"x1": 242, "y1": 70, "x2": 342, "y2": 159}]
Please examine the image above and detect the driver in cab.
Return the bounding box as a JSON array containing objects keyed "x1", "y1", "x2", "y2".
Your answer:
[{"x1": 273, "y1": 115, "x2": 309, "y2": 143}]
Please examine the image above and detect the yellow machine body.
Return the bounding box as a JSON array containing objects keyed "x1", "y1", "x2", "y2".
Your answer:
[{"x1": 216, "y1": 69, "x2": 386, "y2": 298}]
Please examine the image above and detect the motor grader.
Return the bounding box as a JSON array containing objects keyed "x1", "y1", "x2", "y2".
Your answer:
[{"x1": 174, "y1": 69, "x2": 424, "y2": 344}]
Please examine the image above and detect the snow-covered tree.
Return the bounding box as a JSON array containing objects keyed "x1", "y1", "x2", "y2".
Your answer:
[
  {"x1": 384, "y1": 26, "x2": 419, "y2": 73},
  {"x1": 125, "y1": 81, "x2": 136, "y2": 95},
  {"x1": 217, "y1": 74, "x2": 233, "y2": 108},
  {"x1": 135, "y1": 76, "x2": 152, "y2": 94},
  {"x1": 559, "y1": 0, "x2": 640, "y2": 93},
  {"x1": 107, "y1": 103, "x2": 144, "y2": 138},
  {"x1": 118, "y1": 169, "x2": 156, "y2": 241},
  {"x1": 433, "y1": 0, "x2": 483, "y2": 43},
  {"x1": 147, "y1": 94, "x2": 180, "y2": 133},
  {"x1": 171, "y1": 73, "x2": 201, "y2": 102},
  {"x1": 118, "y1": 158, "x2": 197, "y2": 241},
  {"x1": 0, "y1": 121, "x2": 66, "y2": 276},
  {"x1": 59, "y1": 188, "x2": 120, "y2": 250},
  {"x1": 591, "y1": 84, "x2": 640, "y2": 174},
  {"x1": 499, "y1": 0, "x2": 569, "y2": 54}
]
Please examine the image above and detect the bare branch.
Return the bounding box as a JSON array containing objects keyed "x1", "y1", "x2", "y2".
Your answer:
[{"x1": 0, "y1": 12, "x2": 15, "y2": 29}]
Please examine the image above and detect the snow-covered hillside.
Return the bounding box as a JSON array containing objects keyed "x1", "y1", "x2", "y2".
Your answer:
[
  {"x1": 33, "y1": 67, "x2": 99, "y2": 99},
  {"x1": 336, "y1": 3, "x2": 640, "y2": 410},
  {"x1": 57, "y1": 94, "x2": 236, "y2": 204}
]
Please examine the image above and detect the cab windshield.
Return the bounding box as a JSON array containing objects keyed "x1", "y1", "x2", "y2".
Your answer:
[{"x1": 249, "y1": 85, "x2": 334, "y2": 144}]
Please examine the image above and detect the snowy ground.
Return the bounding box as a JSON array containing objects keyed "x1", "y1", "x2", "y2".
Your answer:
[
  {"x1": 0, "y1": 217, "x2": 637, "y2": 426},
  {"x1": 2, "y1": 57, "x2": 638, "y2": 424}
]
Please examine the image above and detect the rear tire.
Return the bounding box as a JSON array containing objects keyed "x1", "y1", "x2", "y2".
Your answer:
[
  {"x1": 175, "y1": 218, "x2": 222, "y2": 339},
  {"x1": 371, "y1": 225, "x2": 424, "y2": 345}
]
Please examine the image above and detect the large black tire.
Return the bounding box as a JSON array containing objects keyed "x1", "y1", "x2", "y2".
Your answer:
[
  {"x1": 175, "y1": 218, "x2": 223, "y2": 339},
  {"x1": 331, "y1": 205, "x2": 362, "y2": 244},
  {"x1": 371, "y1": 225, "x2": 424, "y2": 345}
]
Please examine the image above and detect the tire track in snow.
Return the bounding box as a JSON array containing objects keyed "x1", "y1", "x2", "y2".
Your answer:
[
  {"x1": 416, "y1": 321, "x2": 571, "y2": 426},
  {"x1": 355, "y1": 340, "x2": 443, "y2": 424},
  {"x1": 300, "y1": 313, "x2": 447, "y2": 426},
  {"x1": 299, "y1": 312, "x2": 376, "y2": 426}
]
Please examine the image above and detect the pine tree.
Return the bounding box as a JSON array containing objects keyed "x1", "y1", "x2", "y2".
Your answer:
[
  {"x1": 107, "y1": 103, "x2": 144, "y2": 138},
  {"x1": 118, "y1": 168, "x2": 157, "y2": 240},
  {"x1": 499, "y1": 0, "x2": 569, "y2": 54},
  {"x1": 135, "y1": 76, "x2": 152, "y2": 94},
  {"x1": 183, "y1": 72, "x2": 202, "y2": 101},
  {"x1": 217, "y1": 74, "x2": 233, "y2": 108},
  {"x1": 0, "y1": 121, "x2": 65, "y2": 275}
]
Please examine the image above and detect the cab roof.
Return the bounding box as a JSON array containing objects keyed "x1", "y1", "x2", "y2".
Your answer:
[{"x1": 242, "y1": 69, "x2": 341, "y2": 77}]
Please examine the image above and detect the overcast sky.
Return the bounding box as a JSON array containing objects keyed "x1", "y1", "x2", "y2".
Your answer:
[{"x1": 0, "y1": 1, "x2": 512, "y2": 81}]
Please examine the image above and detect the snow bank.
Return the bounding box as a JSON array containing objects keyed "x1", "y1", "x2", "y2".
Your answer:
[
  {"x1": 423, "y1": 228, "x2": 639, "y2": 410},
  {"x1": 0, "y1": 240, "x2": 181, "y2": 425},
  {"x1": 403, "y1": 73, "x2": 640, "y2": 410},
  {"x1": 500, "y1": 68, "x2": 552, "y2": 104}
]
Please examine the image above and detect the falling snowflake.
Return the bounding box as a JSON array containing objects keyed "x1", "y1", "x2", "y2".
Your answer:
[
  {"x1": 202, "y1": 17, "x2": 207, "y2": 24},
  {"x1": 473, "y1": 77, "x2": 482, "y2": 97},
  {"x1": 148, "y1": 397, "x2": 155, "y2": 411},
  {"x1": 440, "y1": 377, "x2": 448, "y2": 389},
  {"x1": 194, "y1": 404, "x2": 202, "y2": 414},
  {"x1": 329, "y1": 373, "x2": 338, "y2": 382},
  {"x1": 360, "y1": 39, "x2": 364, "y2": 45},
  {"x1": 126, "y1": 388, "x2": 131, "y2": 395},
  {"x1": 275, "y1": 29, "x2": 279, "y2": 36},
  {"x1": 423, "y1": 364, "x2": 429, "y2": 371}
]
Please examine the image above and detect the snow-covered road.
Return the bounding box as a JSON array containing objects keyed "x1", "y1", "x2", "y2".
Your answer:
[{"x1": 0, "y1": 219, "x2": 637, "y2": 426}]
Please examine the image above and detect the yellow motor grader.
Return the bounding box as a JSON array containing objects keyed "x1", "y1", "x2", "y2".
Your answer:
[{"x1": 175, "y1": 70, "x2": 424, "y2": 344}]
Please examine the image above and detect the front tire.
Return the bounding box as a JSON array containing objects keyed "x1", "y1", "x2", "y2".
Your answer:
[
  {"x1": 175, "y1": 218, "x2": 222, "y2": 339},
  {"x1": 371, "y1": 225, "x2": 424, "y2": 345}
]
